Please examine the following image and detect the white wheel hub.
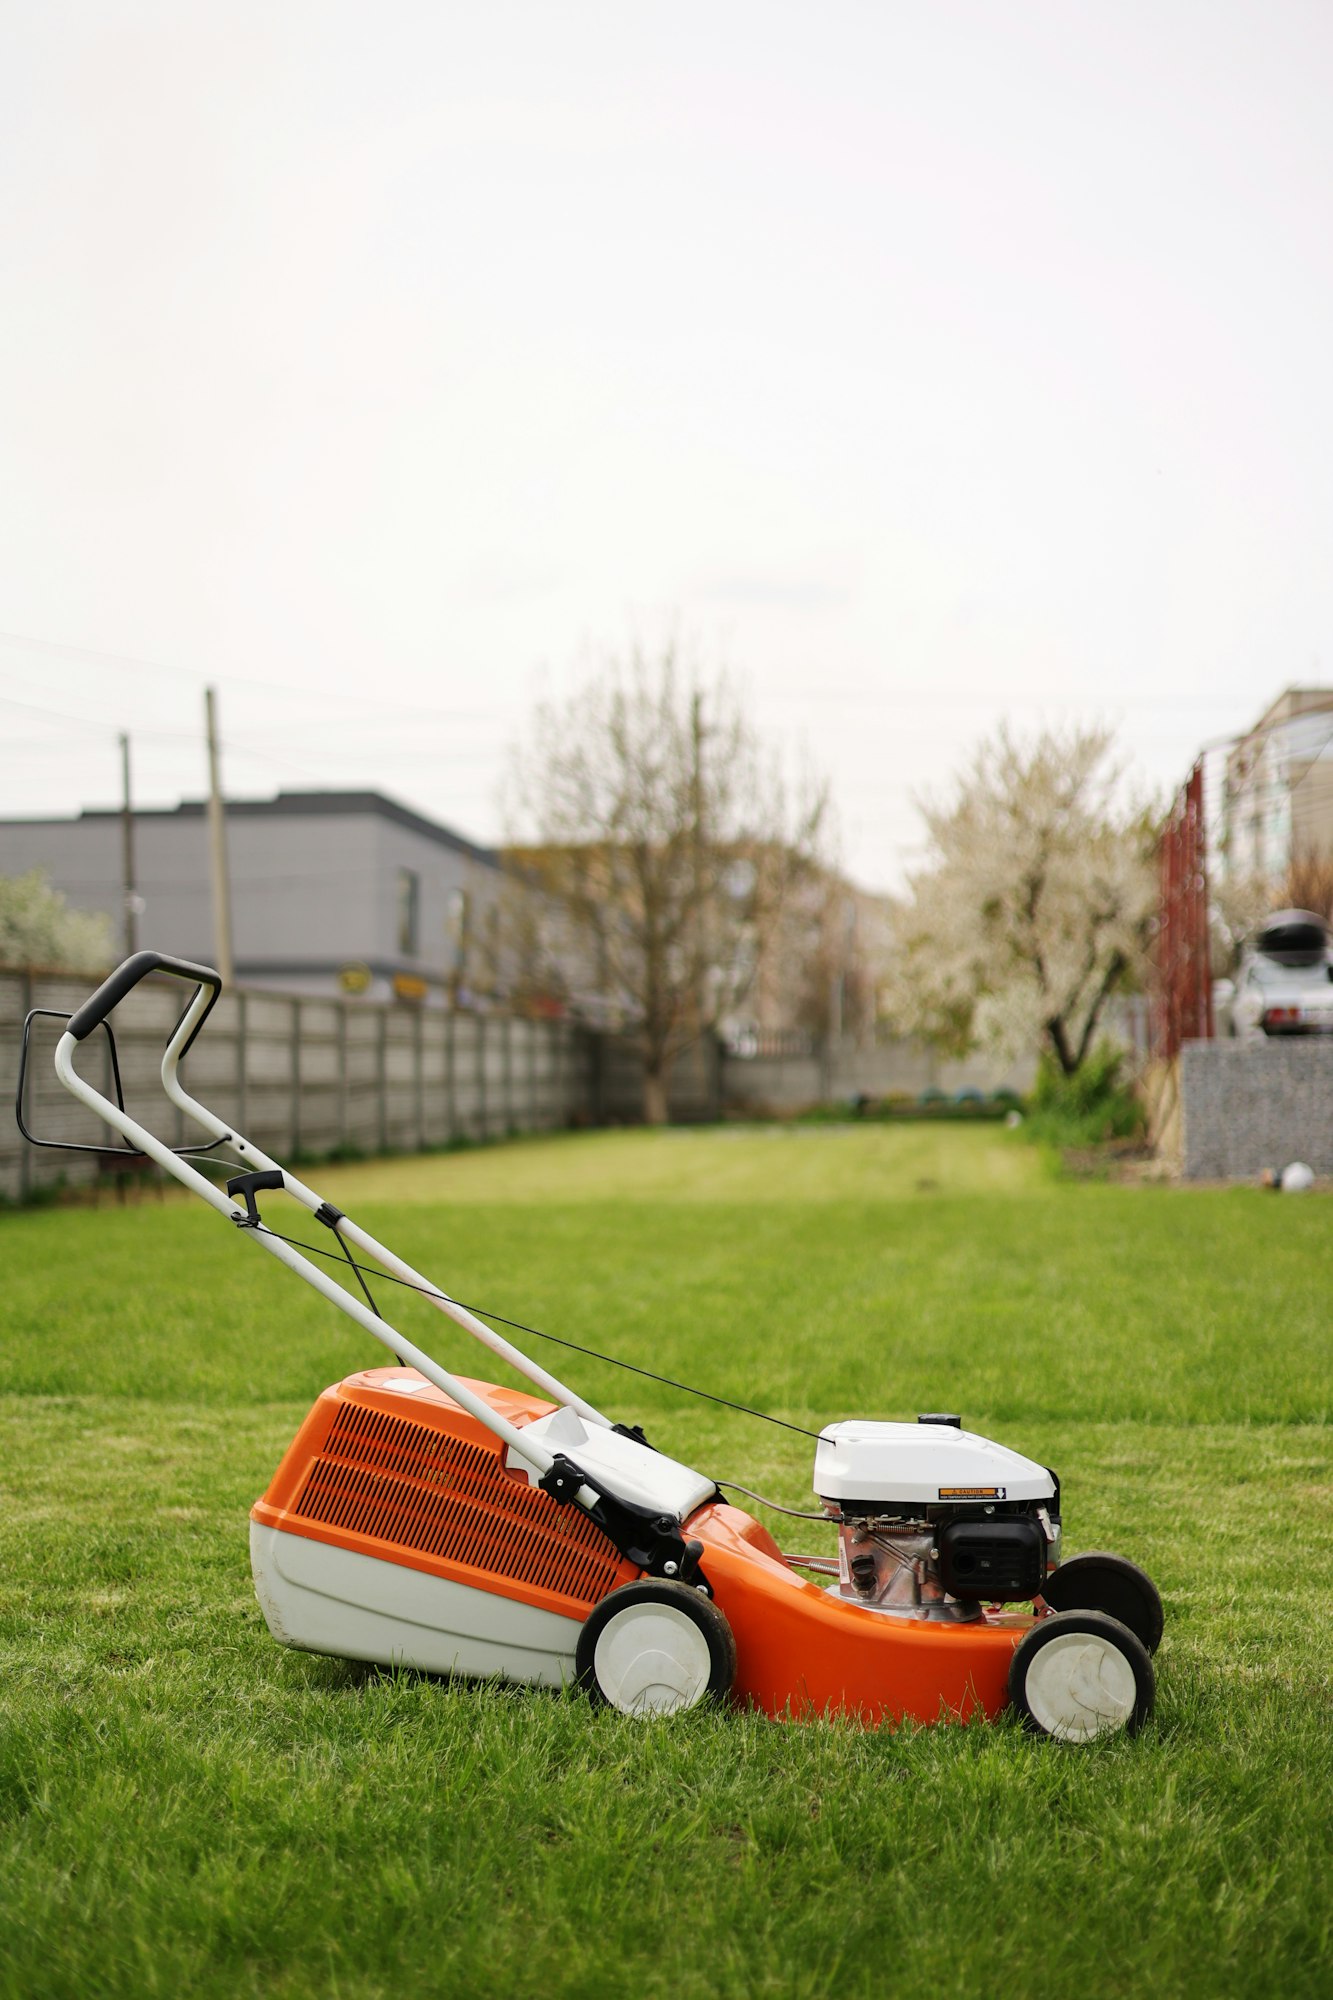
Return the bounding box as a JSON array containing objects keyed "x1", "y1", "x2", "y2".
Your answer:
[
  {"x1": 1024, "y1": 1629, "x2": 1138, "y2": 1741},
  {"x1": 592, "y1": 1601, "x2": 713, "y2": 1715}
]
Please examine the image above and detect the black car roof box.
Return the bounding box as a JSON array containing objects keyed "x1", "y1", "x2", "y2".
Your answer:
[{"x1": 1255, "y1": 908, "x2": 1330, "y2": 967}]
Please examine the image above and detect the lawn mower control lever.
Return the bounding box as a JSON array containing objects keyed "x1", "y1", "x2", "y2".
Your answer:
[
  {"x1": 539, "y1": 1452, "x2": 713, "y2": 1590},
  {"x1": 227, "y1": 1170, "x2": 286, "y2": 1228}
]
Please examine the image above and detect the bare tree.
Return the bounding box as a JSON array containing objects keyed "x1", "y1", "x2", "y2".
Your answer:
[
  {"x1": 1210, "y1": 851, "x2": 1333, "y2": 978},
  {"x1": 883, "y1": 725, "x2": 1156, "y2": 1078},
  {"x1": 507, "y1": 641, "x2": 826, "y2": 1122},
  {"x1": 1283, "y1": 848, "x2": 1333, "y2": 924},
  {"x1": 1210, "y1": 868, "x2": 1273, "y2": 975}
]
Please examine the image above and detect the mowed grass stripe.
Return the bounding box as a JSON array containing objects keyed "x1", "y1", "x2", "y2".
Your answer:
[{"x1": 315, "y1": 1122, "x2": 1050, "y2": 1206}]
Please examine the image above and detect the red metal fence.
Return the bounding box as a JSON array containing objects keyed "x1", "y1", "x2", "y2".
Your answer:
[{"x1": 1154, "y1": 757, "x2": 1213, "y2": 1059}]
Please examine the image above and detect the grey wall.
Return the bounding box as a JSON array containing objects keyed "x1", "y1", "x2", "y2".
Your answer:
[
  {"x1": 0, "y1": 812, "x2": 207, "y2": 946},
  {"x1": 722, "y1": 1039, "x2": 1034, "y2": 1115},
  {"x1": 1181, "y1": 1038, "x2": 1333, "y2": 1179}
]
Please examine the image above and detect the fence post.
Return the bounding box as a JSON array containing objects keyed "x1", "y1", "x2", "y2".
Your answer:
[
  {"x1": 445, "y1": 1006, "x2": 456, "y2": 1141},
  {"x1": 476, "y1": 1014, "x2": 486, "y2": 1139},
  {"x1": 336, "y1": 1002, "x2": 348, "y2": 1149},
  {"x1": 529, "y1": 1016, "x2": 538, "y2": 1130},
  {"x1": 428, "y1": 1008, "x2": 442, "y2": 1148},
  {"x1": 236, "y1": 991, "x2": 249, "y2": 1136},
  {"x1": 414, "y1": 1005, "x2": 425, "y2": 1151},
  {"x1": 502, "y1": 1012, "x2": 513, "y2": 1134},
  {"x1": 18, "y1": 970, "x2": 32, "y2": 1203},
  {"x1": 377, "y1": 1007, "x2": 388, "y2": 1154},
  {"x1": 291, "y1": 999, "x2": 302, "y2": 1157},
  {"x1": 173, "y1": 1015, "x2": 186, "y2": 1144}
]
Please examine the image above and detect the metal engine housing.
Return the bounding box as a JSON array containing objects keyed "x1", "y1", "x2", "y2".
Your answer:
[{"x1": 815, "y1": 1418, "x2": 1060, "y2": 1621}]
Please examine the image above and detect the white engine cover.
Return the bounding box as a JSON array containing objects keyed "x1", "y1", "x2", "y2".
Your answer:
[{"x1": 814, "y1": 1421, "x2": 1055, "y2": 1509}]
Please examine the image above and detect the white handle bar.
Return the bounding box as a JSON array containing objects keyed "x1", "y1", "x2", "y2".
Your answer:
[{"x1": 52, "y1": 960, "x2": 618, "y2": 1486}]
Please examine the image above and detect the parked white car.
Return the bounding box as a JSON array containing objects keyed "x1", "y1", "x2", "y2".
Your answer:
[{"x1": 1227, "y1": 909, "x2": 1333, "y2": 1041}]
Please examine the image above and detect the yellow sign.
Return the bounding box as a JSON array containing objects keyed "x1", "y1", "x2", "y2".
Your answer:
[
  {"x1": 337, "y1": 962, "x2": 373, "y2": 995},
  {"x1": 392, "y1": 972, "x2": 428, "y2": 1003}
]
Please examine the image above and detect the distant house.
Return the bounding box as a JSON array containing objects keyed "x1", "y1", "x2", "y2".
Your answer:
[
  {"x1": 1222, "y1": 687, "x2": 1333, "y2": 883},
  {"x1": 735, "y1": 869, "x2": 895, "y2": 1047},
  {"x1": 504, "y1": 836, "x2": 893, "y2": 1046},
  {"x1": 0, "y1": 789, "x2": 519, "y2": 1006}
]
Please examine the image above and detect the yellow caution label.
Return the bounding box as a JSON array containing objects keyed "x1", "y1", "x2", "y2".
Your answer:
[{"x1": 938, "y1": 1486, "x2": 1004, "y2": 1499}]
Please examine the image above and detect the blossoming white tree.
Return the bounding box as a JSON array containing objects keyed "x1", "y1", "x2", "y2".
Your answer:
[{"x1": 884, "y1": 726, "x2": 1156, "y2": 1077}]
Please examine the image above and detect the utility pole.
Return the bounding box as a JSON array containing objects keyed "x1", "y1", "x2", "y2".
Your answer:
[
  {"x1": 119, "y1": 732, "x2": 138, "y2": 958},
  {"x1": 691, "y1": 688, "x2": 707, "y2": 1027},
  {"x1": 689, "y1": 687, "x2": 716, "y2": 1109},
  {"x1": 204, "y1": 687, "x2": 234, "y2": 985}
]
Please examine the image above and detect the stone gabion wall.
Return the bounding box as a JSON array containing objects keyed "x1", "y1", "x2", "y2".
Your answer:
[{"x1": 1181, "y1": 1037, "x2": 1333, "y2": 1179}]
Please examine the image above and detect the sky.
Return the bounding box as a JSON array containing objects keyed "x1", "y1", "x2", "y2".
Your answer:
[{"x1": 3, "y1": 0, "x2": 1333, "y2": 890}]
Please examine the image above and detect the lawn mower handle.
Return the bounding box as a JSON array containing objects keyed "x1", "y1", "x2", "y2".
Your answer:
[
  {"x1": 68, "y1": 950, "x2": 223, "y2": 1053},
  {"x1": 50, "y1": 951, "x2": 621, "y2": 1488}
]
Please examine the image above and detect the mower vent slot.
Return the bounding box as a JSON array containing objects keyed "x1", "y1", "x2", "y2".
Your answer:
[{"x1": 290, "y1": 1400, "x2": 632, "y2": 1613}]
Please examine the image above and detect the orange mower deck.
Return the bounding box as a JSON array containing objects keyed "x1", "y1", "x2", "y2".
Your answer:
[{"x1": 253, "y1": 1368, "x2": 1030, "y2": 1726}]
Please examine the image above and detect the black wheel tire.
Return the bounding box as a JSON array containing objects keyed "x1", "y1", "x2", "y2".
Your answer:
[
  {"x1": 576, "y1": 1580, "x2": 737, "y2": 1716},
  {"x1": 1009, "y1": 1609, "x2": 1155, "y2": 1742},
  {"x1": 1041, "y1": 1551, "x2": 1165, "y2": 1655}
]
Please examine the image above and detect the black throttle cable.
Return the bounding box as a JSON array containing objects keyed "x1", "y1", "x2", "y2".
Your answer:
[{"x1": 241, "y1": 1214, "x2": 826, "y2": 1444}]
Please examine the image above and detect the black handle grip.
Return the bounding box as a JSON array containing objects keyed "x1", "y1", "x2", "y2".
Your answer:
[{"x1": 67, "y1": 951, "x2": 223, "y2": 1042}]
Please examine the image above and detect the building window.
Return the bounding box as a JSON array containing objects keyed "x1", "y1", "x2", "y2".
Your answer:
[{"x1": 397, "y1": 868, "x2": 420, "y2": 956}]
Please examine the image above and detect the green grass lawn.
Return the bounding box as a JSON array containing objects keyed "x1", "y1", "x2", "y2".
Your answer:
[{"x1": 2, "y1": 1126, "x2": 1331, "y2": 1999}]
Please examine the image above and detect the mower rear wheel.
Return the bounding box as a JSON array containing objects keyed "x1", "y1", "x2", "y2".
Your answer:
[
  {"x1": 1009, "y1": 1609, "x2": 1154, "y2": 1742},
  {"x1": 576, "y1": 1581, "x2": 737, "y2": 1717},
  {"x1": 1040, "y1": 1551, "x2": 1165, "y2": 1654}
]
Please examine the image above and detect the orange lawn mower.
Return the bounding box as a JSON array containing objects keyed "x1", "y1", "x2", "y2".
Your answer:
[{"x1": 24, "y1": 952, "x2": 1165, "y2": 1743}]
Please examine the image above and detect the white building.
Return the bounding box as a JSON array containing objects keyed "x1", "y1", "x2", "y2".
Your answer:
[{"x1": 1221, "y1": 687, "x2": 1333, "y2": 883}]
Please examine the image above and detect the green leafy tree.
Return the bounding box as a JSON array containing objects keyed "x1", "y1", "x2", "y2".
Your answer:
[{"x1": 0, "y1": 870, "x2": 113, "y2": 971}]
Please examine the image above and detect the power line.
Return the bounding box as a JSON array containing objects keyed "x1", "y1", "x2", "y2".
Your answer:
[
  {"x1": 0, "y1": 625, "x2": 496, "y2": 726},
  {"x1": 0, "y1": 689, "x2": 195, "y2": 744}
]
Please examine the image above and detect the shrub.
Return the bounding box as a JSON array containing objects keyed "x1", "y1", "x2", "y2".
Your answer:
[{"x1": 1026, "y1": 1040, "x2": 1145, "y2": 1147}]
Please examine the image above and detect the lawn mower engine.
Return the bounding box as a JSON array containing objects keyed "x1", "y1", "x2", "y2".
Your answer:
[{"x1": 815, "y1": 1416, "x2": 1060, "y2": 1622}]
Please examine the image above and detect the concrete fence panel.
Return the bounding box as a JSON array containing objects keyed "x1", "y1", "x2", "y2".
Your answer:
[{"x1": 0, "y1": 968, "x2": 596, "y2": 1203}]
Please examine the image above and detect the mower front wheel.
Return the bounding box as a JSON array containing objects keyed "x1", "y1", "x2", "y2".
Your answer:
[
  {"x1": 1009, "y1": 1609, "x2": 1154, "y2": 1743},
  {"x1": 576, "y1": 1580, "x2": 737, "y2": 1717}
]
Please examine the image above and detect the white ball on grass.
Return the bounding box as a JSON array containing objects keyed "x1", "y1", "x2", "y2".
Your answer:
[{"x1": 1281, "y1": 1161, "x2": 1315, "y2": 1193}]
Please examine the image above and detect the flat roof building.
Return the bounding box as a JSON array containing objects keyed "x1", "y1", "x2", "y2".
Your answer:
[{"x1": 0, "y1": 789, "x2": 511, "y2": 1005}]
